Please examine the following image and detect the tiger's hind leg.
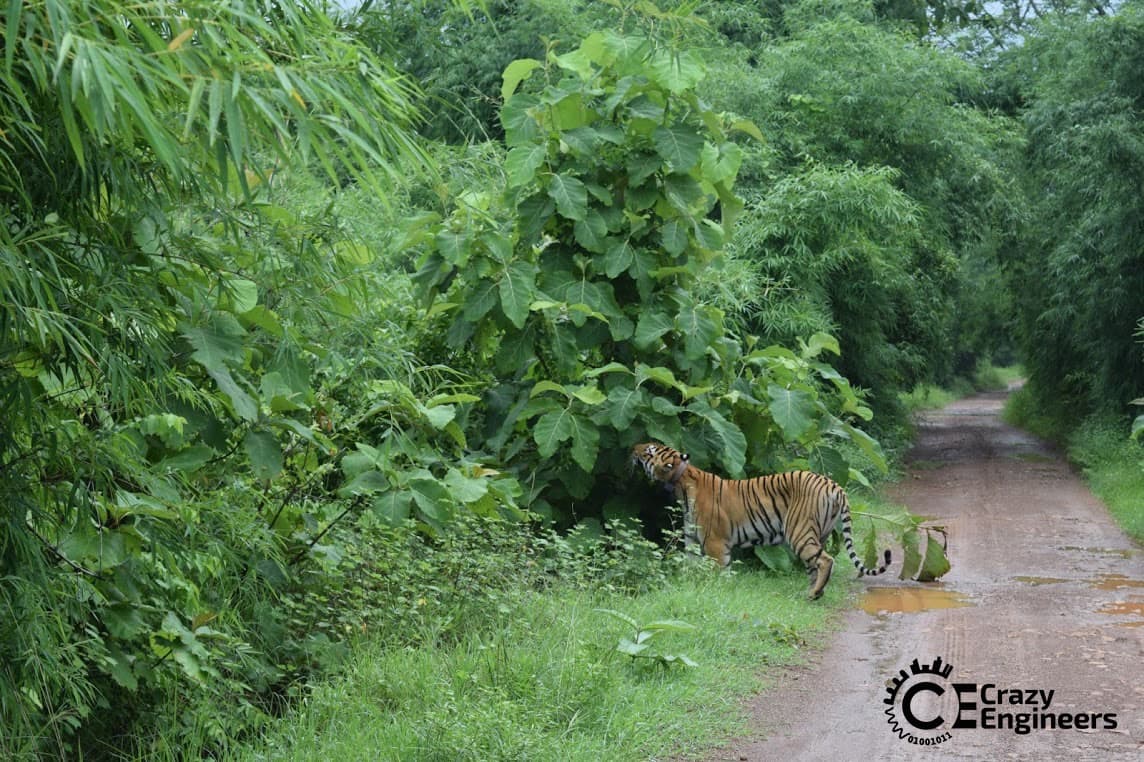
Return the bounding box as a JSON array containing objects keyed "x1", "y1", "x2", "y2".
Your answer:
[{"x1": 798, "y1": 543, "x2": 834, "y2": 600}]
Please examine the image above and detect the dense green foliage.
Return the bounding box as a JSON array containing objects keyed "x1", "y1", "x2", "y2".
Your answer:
[
  {"x1": 408, "y1": 30, "x2": 885, "y2": 524},
  {"x1": 0, "y1": 0, "x2": 464, "y2": 755},
  {"x1": 999, "y1": 4, "x2": 1144, "y2": 422},
  {"x1": 1005, "y1": 398, "x2": 1144, "y2": 542},
  {"x1": 234, "y1": 532, "x2": 847, "y2": 762},
  {"x1": 2, "y1": 0, "x2": 1141, "y2": 758}
]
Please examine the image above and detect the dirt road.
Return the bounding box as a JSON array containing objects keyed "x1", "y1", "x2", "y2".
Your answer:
[{"x1": 714, "y1": 390, "x2": 1144, "y2": 760}]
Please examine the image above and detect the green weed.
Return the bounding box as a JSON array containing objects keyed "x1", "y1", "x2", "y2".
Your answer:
[
  {"x1": 1066, "y1": 417, "x2": 1144, "y2": 543},
  {"x1": 232, "y1": 564, "x2": 846, "y2": 761},
  {"x1": 900, "y1": 384, "x2": 961, "y2": 413},
  {"x1": 1006, "y1": 393, "x2": 1144, "y2": 543}
]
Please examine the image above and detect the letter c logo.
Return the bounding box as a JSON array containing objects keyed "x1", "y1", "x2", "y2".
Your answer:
[{"x1": 902, "y1": 681, "x2": 945, "y2": 731}]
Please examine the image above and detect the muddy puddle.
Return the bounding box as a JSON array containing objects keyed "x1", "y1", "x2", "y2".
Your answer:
[
  {"x1": 1091, "y1": 573, "x2": 1144, "y2": 591},
  {"x1": 1057, "y1": 545, "x2": 1140, "y2": 559},
  {"x1": 859, "y1": 586, "x2": 973, "y2": 616},
  {"x1": 1097, "y1": 599, "x2": 1144, "y2": 626},
  {"x1": 1012, "y1": 573, "x2": 1144, "y2": 589},
  {"x1": 1012, "y1": 576, "x2": 1069, "y2": 586}
]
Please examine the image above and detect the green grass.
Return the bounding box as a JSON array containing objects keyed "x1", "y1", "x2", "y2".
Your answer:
[
  {"x1": 1005, "y1": 388, "x2": 1144, "y2": 544},
  {"x1": 232, "y1": 566, "x2": 848, "y2": 762},
  {"x1": 973, "y1": 362, "x2": 1024, "y2": 391},
  {"x1": 900, "y1": 383, "x2": 960, "y2": 413},
  {"x1": 1066, "y1": 417, "x2": 1144, "y2": 543},
  {"x1": 900, "y1": 363, "x2": 1023, "y2": 414}
]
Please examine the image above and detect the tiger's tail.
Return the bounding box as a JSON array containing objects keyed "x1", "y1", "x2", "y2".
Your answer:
[{"x1": 839, "y1": 496, "x2": 891, "y2": 577}]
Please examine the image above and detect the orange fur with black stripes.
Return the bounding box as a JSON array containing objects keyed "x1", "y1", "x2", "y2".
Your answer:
[{"x1": 632, "y1": 442, "x2": 890, "y2": 599}]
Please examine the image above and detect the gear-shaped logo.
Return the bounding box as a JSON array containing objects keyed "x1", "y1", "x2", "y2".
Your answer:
[{"x1": 884, "y1": 657, "x2": 956, "y2": 746}]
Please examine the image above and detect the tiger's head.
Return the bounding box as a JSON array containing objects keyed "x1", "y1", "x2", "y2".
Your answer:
[{"x1": 631, "y1": 441, "x2": 690, "y2": 485}]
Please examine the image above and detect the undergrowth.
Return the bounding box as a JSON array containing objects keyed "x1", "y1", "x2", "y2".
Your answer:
[
  {"x1": 221, "y1": 518, "x2": 849, "y2": 762},
  {"x1": 1065, "y1": 417, "x2": 1144, "y2": 543},
  {"x1": 1005, "y1": 387, "x2": 1144, "y2": 544},
  {"x1": 900, "y1": 362, "x2": 1022, "y2": 414}
]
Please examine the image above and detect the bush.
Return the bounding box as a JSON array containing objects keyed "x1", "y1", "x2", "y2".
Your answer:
[
  {"x1": 281, "y1": 514, "x2": 684, "y2": 655},
  {"x1": 1066, "y1": 416, "x2": 1144, "y2": 543}
]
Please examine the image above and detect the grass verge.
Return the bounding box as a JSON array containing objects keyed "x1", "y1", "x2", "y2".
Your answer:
[
  {"x1": 900, "y1": 363, "x2": 1023, "y2": 414},
  {"x1": 1065, "y1": 417, "x2": 1144, "y2": 543},
  {"x1": 233, "y1": 566, "x2": 848, "y2": 761},
  {"x1": 1005, "y1": 387, "x2": 1144, "y2": 544}
]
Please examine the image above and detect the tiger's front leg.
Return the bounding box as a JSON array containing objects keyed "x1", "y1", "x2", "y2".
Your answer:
[
  {"x1": 800, "y1": 544, "x2": 834, "y2": 600},
  {"x1": 703, "y1": 535, "x2": 732, "y2": 568}
]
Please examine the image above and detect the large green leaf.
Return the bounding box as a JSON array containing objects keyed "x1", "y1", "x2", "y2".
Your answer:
[
  {"x1": 634, "y1": 309, "x2": 674, "y2": 350},
  {"x1": 676, "y1": 305, "x2": 721, "y2": 361},
  {"x1": 573, "y1": 209, "x2": 609, "y2": 252},
  {"x1": 501, "y1": 58, "x2": 542, "y2": 99},
  {"x1": 661, "y1": 218, "x2": 688, "y2": 255},
  {"x1": 499, "y1": 261, "x2": 538, "y2": 329},
  {"x1": 409, "y1": 476, "x2": 453, "y2": 527},
  {"x1": 635, "y1": 364, "x2": 681, "y2": 392},
  {"x1": 601, "y1": 238, "x2": 635, "y2": 278},
  {"x1": 653, "y1": 125, "x2": 704, "y2": 171},
  {"x1": 569, "y1": 417, "x2": 600, "y2": 472},
  {"x1": 838, "y1": 421, "x2": 888, "y2": 473},
  {"x1": 463, "y1": 278, "x2": 499, "y2": 322},
  {"x1": 422, "y1": 404, "x2": 456, "y2": 430},
  {"x1": 505, "y1": 143, "x2": 547, "y2": 187},
  {"x1": 898, "y1": 528, "x2": 922, "y2": 581},
  {"x1": 648, "y1": 49, "x2": 705, "y2": 93},
  {"x1": 767, "y1": 385, "x2": 816, "y2": 441},
  {"x1": 501, "y1": 93, "x2": 541, "y2": 147},
  {"x1": 663, "y1": 173, "x2": 705, "y2": 214},
  {"x1": 547, "y1": 173, "x2": 589, "y2": 220},
  {"x1": 444, "y1": 468, "x2": 489, "y2": 504},
  {"x1": 243, "y1": 429, "x2": 282, "y2": 481},
  {"x1": 755, "y1": 545, "x2": 796, "y2": 573},
  {"x1": 372, "y1": 491, "x2": 412, "y2": 525},
  {"x1": 183, "y1": 316, "x2": 245, "y2": 373},
  {"x1": 601, "y1": 385, "x2": 647, "y2": 429},
  {"x1": 916, "y1": 531, "x2": 951, "y2": 582},
  {"x1": 692, "y1": 219, "x2": 724, "y2": 251},
  {"x1": 702, "y1": 141, "x2": 743, "y2": 184},
  {"x1": 205, "y1": 365, "x2": 259, "y2": 422},
  {"x1": 810, "y1": 446, "x2": 848, "y2": 484},
  {"x1": 516, "y1": 193, "x2": 555, "y2": 239},
  {"x1": 339, "y1": 469, "x2": 389, "y2": 497},
  {"x1": 104, "y1": 605, "x2": 147, "y2": 640},
  {"x1": 689, "y1": 400, "x2": 746, "y2": 476},
  {"x1": 219, "y1": 277, "x2": 258, "y2": 313},
  {"x1": 157, "y1": 445, "x2": 214, "y2": 473},
  {"x1": 802, "y1": 332, "x2": 841, "y2": 359},
  {"x1": 534, "y1": 407, "x2": 575, "y2": 457}
]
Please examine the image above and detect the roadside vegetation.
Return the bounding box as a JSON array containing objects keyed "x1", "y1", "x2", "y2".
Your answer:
[
  {"x1": 901, "y1": 363, "x2": 1024, "y2": 414},
  {"x1": 2, "y1": 0, "x2": 1140, "y2": 759},
  {"x1": 1006, "y1": 396, "x2": 1144, "y2": 544},
  {"x1": 231, "y1": 525, "x2": 849, "y2": 762},
  {"x1": 233, "y1": 493, "x2": 921, "y2": 762}
]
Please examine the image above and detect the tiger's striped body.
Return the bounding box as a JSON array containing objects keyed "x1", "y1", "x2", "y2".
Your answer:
[{"x1": 632, "y1": 442, "x2": 891, "y2": 599}]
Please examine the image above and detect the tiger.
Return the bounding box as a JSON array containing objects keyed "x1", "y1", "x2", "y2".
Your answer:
[{"x1": 631, "y1": 442, "x2": 891, "y2": 599}]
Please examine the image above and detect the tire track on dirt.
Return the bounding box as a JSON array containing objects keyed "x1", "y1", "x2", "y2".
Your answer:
[{"x1": 707, "y1": 390, "x2": 1144, "y2": 761}]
